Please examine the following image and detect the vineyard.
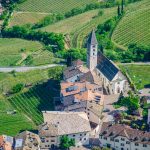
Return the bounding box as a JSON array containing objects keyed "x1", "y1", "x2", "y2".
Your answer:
[
  {"x1": 8, "y1": 81, "x2": 55, "y2": 125},
  {"x1": 0, "y1": 38, "x2": 61, "y2": 66},
  {"x1": 71, "y1": 7, "x2": 117, "y2": 48},
  {"x1": 112, "y1": 0, "x2": 150, "y2": 49},
  {"x1": 39, "y1": 9, "x2": 99, "y2": 34},
  {"x1": 9, "y1": 12, "x2": 47, "y2": 27},
  {"x1": 17, "y1": 0, "x2": 98, "y2": 14},
  {"x1": 0, "y1": 96, "x2": 35, "y2": 136},
  {"x1": 0, "y1": 38, "x2": 43, "y2": 66},
  {"x1": 0, "y1": 68, "x2": 61, "y2": 135}
]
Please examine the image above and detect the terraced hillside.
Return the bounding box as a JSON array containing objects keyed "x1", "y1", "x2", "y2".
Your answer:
[
  {"x1": 112, "y1": 0, "x2": 150, "y2": 49},
  {"x1": 9, "y1": 12, "x2": 48, "y2": 27},
  {"x1": 17, "y1": 0, "x2": 98, "y2": 13},
  {"x1": 72, "y1": 7, "x2": 117, "y2": 47},
  {"x1": 0, "y1": 38, "x2": 43, "y2": 66},
  {"x1": 0, "y1": 96, "x2": 35, "y2": 136},
  {"x1": 0, "y1": 38, "x2": 60, "y2": 66},
  {"x1": 0, "y1": 67, "x2": 62, "y2": 135},
  {"x1": 40, "y1": 9, "x2": 99, "y2": 34}
]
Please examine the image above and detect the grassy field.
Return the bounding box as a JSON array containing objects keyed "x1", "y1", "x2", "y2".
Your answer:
[
  {"x1": 17, "y1": 0, "x2": 98, "y2": 14},
  {"x1": 0, "y1": 38, "x2": 61, "y2": 66},
  {"x1": 9, "y1": 12, "x2": 47, "y2": 27},
  {"x1": 0, "y1": 67, "x2": 62, "y2": 135},
  {"x1": 112, "y1": 0, "x2": 150, "y2": 49},
  {"x1": 39, "y1": 9, "x2": 99, "y2": 34},
  {"x1": 121, "y1": 64, "x2": 150, "y2": 90}
]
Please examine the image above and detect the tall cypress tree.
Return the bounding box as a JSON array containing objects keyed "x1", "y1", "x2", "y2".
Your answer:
[
  {"x1": 121, "y1": 0, "x2": 124, "y2": 14},
  {"x1": 117, "y1": 5, "x2": 121, "y2": 17}
]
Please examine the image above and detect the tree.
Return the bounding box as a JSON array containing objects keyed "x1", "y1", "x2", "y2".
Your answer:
[
  {"x1": 119, "y1": 93, "x2": 140, "y2": 114},
  {"x1": 117, "y1": 5, "x2": 121, "y2": 17},
  {"x1": 59, "y1": 135, "x2": 75, "y2": 150},
  {"x1": 12, "y1": 83, "x2": 24, "y2": 93},
  {"x1": 121, "y1": 0, "x2": 124, "y2": 14}
]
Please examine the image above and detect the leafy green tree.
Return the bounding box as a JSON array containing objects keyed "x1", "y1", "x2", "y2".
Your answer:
[
  {"x1": 119, "y1": 93, "x2": 140, "y2": 114},
  {"x1": 59, "y1": 135, "x2": 75, "y2": 150},
  {"x1": 12, "y1": 83, "x2": 24, "y2": 93}
]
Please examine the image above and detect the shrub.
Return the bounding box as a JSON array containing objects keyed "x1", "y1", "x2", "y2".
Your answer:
[{"x1": 12, "y1": 83, "x2": 24, "y2": 93}]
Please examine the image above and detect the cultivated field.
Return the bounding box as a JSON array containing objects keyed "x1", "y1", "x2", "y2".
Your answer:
[
  {"x1": 9, "y1": 12, "x2": 47, "y2": 27},
  {"x1": 0, "y1": 67, "x2": 61, "y2": 135},
  {"x1": 72, "y1": 7, "x2": 117, "y2": 48},
  {"x1": 39, "y1": 9, "x2": 99, "y2": 34},
  {"x1": 0, "y1": 96, "x2": 35, "y2": 136},
  {"x1": 0, "y1": 38, "x2": 43, "y2": 66},
  {"x1": 17, "y1": 0, "x2": 98, "y2": 14},
  {"x1": 112, "y1": 0, "x2": 150, "y2": 49},
  {"x1": 0, "y1": 38, "x2": 60, "y2": 66},
  {"x1": 121, "y1": 64, "x2": 150, "y2": 90}
]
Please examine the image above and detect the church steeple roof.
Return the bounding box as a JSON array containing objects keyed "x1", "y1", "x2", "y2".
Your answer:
[{"x1": 88, "y1": 29, "x2": 98, "y2": 45}]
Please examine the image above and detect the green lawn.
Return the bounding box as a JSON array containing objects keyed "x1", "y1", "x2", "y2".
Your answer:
[
  {"x1": 112, "y1": 0, "x2": 150, "y2": 49},
  {"x1": 17, "y1": 0, "x2": 98, "y2": 14},
  {"x1": 0, "y1": 67, "x2": 62, "y2": 135},
  {"x1": 121, "y1": 65, "x2": 150, "y2": 90}
]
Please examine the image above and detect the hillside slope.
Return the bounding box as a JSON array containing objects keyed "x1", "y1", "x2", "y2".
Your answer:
[
  {"x1": 17, "y1": 0, "x2": 98, "y2": 13},
  {"x1": 112, "y1": 0, "x2": 150, "y2": 49}
]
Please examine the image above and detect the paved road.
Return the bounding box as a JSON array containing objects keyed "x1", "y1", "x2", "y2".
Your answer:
[
  {"x1": 0, "y1": 64, "x2": 64, "y2": 72},
  {"x1": 120, "y1": 62, "x2": 150, "y2": 65}
]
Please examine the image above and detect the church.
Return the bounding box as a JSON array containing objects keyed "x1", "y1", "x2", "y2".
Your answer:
[
  {"x1": 87, "y1": 30, "x2": 128, "y2": 94},
  {"x1": 63, "y1": 30, "x2": 128, "y2": 95}
]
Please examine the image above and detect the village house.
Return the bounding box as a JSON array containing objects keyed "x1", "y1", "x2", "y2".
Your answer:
[
  {"x1": 99, "y1": 122, "x2": 150, "y2": 150},
  {"x1": 0, "y1": 135, "x2": 13, "y2": 150},
  {"x1": 59, "y1": 81, "x2": 104, "y2": 124},
  {"x1": 14, "y1": 131, "x2": 41, "y2": 150},
  {"x1": 39, "y1": 111, "x2": 91, "y2": 149}
]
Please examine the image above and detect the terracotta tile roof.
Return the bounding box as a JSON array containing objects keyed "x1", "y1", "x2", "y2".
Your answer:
[
  {"x1": 40, "y1": 111, "x2": 91, "y2": 136},
  {"x1": 100, "y1": 122, "x2": 150, "y2": 144},
  {"x1": 61, "y1": 81, "x2": 103, "y2": 97}
]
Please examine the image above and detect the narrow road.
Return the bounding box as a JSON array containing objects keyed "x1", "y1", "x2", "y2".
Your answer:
[
  {"x1": 0, "y1": 64, "x2": 64, "y2": 73},
  {"x1": 120, "y1": 62, "x2": 150, "y2": 65}
]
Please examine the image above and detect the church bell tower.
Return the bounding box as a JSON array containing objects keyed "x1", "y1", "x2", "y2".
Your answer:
[{"x1": 87, "y1": 29, "x2": 98, "y2": 71}]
